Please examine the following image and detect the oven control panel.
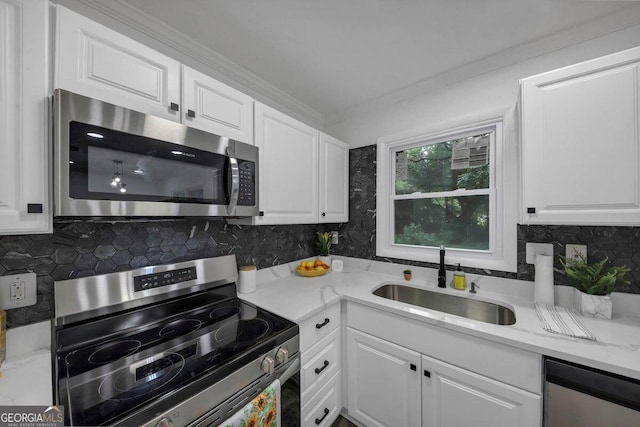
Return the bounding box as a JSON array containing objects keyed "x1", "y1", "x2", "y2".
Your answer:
[{"x1": 133, "y1": 267, "x2": 197, "y2": 292}]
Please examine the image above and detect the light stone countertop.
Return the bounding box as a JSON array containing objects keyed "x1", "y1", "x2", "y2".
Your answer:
[
  {"x1": 2, "y1": 255, "x2": 639, "y2": 406},
  {"x1": 240, "y1": 256, "x2": 640, "y2": 381},
  {"x1": 0, "y1": 320, "x2": 52, "y2": 406}
]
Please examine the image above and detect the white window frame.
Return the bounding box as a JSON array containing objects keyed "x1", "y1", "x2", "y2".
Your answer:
[{"x1": 376, "y1": 118, "x2": 517, "y2": 272}]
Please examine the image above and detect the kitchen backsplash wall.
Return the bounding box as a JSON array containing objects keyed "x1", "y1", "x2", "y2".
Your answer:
[
  {"x1": 332, "y1": 144, "x2": 640, "y2": 294},
  {"x1": 2, "y1": 144, "x2": 639, "y2": 328},
  {"x1": 0, "y1": 221, "x2": 319, "y2": 328}
]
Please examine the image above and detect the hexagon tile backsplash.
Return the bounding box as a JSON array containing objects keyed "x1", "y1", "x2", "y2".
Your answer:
[{"x1": 0, "y1": 220, "x2": 322, "y2": 328}]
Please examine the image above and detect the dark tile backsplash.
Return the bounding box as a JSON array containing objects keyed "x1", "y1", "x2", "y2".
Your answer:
[
  {"x1": 1, "y1": 144, "x2": 638, "y2": 328},
  {"x1": 0, "y1": 220, "x2": 320, "y2": 328}
]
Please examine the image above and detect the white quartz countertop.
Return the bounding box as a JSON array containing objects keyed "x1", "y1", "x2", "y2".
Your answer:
[
  {"x1": 240, "y1": 257, "x2": 640, "y2": 381},
  {"x1": 0, "y1": 321, "x2": 52, "y2": 406}
]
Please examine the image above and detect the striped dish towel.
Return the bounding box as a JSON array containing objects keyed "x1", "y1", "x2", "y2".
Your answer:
[{"x1": 535, "y1": 303, "x2": 597, "y2": 341}]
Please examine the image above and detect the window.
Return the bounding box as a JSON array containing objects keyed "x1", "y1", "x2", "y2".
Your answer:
[{"x1": 377, "y1": 119, "x2": 517, "y2": 272}]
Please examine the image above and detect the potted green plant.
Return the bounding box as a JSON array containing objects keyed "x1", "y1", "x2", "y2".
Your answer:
[
  {"x1": 403, "y1": 269, "x2": 412, "y2": 281},
  {"x1": 557, "y1": 253, "x2": 630, "y2": 319},
  {"x1": 316, "y1": 231, "x2": 335, "y2": 265}
]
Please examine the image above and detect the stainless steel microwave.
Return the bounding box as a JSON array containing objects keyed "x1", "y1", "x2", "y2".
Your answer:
[{"x1": 53, "y1": 89, "x2": 258, "y2": 218}]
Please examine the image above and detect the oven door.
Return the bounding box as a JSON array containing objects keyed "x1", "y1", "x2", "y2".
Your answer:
[
  {"x1": 188, "y1": 355, "x2": 300, "y2": 427},
  {"x1": 54, "y1": 89, "x2": 258, "y2": 217}
]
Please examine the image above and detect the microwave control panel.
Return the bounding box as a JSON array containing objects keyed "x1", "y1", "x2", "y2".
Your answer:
[
  {"x1": 133, "y1": 267, "x2": 197, "y2": 292},
  {"x1": 238, "y1": 161, "x2": 256, "y2": 206}
]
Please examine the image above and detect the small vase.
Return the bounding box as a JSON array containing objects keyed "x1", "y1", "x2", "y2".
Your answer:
[
  {"x1": 575, "y1": 288, "x2": 612, "y2": 319},
  {"x1": 403, "y1": 272, "x2": 412, "y2": 281}
]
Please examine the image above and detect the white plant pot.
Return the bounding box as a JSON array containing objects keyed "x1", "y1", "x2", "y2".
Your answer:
[{"x1": 575, "y1": 288, "x2": 612, "y2": 319}]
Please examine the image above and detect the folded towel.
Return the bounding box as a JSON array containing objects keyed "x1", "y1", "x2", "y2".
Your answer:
[
  {"x1": 222, "y1": 378, "x2": 280, "y2": 427},
  {"x1": 535, "y1": 303, "x2": 597, "y2": 341}
]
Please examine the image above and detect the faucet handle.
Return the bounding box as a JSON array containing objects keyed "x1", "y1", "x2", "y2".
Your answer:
[{"x1": 470, "y1": 282, "x2": 480, "y2": 293}]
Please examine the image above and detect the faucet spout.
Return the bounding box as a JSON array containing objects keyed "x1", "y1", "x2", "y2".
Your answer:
[{"x1": 438, "y1": 245, "x2": 446, "y2": 288}]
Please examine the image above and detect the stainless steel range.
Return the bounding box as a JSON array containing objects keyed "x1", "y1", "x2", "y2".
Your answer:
[{"x1": 53, "y1": 255, "x2": 299, "y2": 426}]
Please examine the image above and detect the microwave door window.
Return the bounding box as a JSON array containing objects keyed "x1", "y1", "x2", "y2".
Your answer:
[{"x1": 69, "y1": 122, "x2": 228, "y2": 205}]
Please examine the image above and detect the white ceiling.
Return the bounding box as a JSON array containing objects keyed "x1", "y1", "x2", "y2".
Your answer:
[{"x1": 120, "y1": 0, "x2": 637, "y2": 117}]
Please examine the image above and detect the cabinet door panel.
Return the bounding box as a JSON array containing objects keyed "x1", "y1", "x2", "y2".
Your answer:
[
  {"x1": 56, "y1": 6, "x2": 180, "y2": 121},
  {"x1": 521, "y1": 47, "x2": 640, "y2": 225},
  {"x1": 422, "y1": 354, "x2": 541, "y2": 427},
  {"x1": 319, "y1": 133, "x2": 349, "y2": 223},
  {"x1": 253, "y1": 102, "x2": 319, "y2": 224},
  {"x1": 182, "y1": 66, "x2": 254, "y2": 143},
  {"x1": 347, "y1": 328, "x2": 421, "y2": 427},
  {"x1": 0, "y1": 0, "x2": 51, "y2": 234}
]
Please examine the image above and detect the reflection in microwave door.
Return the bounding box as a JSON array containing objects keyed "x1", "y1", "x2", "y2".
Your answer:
[
  {"x1": 187, "y1": 187, "x2": 204, "y2": 199},
  {"x1": 136, "y1": 156, "x2": 155, "y2": 182}
]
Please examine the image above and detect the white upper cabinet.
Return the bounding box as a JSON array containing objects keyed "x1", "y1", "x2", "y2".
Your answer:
[
  {"x1": 252, "y1": 102, "x2": 320, "y2": 224},
  {"x1": 55, "y1": 6, "x2": 181, "y2": 121},
  {"x1": 520, "y1": 46, "x2": 640, "y2": 225},
  {"x1": 0, "y1": 0, "x2": 51, "y2": 235},
  {"x1": 232, "y1": 103, "x2": 350, "y2": 225},
  {"x1": 182, "y1": 66, "x2": 254, "y2": 144},
  {"x1": 319, "y1": 133, "x2": 349, "y2": 223}
]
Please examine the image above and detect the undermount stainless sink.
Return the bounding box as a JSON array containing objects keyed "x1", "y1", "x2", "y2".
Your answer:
[{"x1": 372, "y1": 283, "x2": 516, "y2": 325}]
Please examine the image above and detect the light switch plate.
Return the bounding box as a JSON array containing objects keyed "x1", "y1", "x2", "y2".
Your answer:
[
  {"x1": 525, "y1": 243, "x2": 554, "y2": 264},
  {"x1": 0, "y1": 272, "x2": 37, "y2": 309},
  {"x1": 331, "y1": 259, "x2": 343, "y2": 272},
  {"x1": 330, "y1": 231, "x2": 338, "y2": 245}
]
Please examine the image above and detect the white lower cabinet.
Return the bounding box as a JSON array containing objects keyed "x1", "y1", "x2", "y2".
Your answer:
[
  {"x1": 346, "y1": 328, "x2": 421, "y2": 427},
  {"x1": 421, "y1": 354, "x2": 541, "y2": 427},
  {"x1": 299, "y1": 302, "x2": 342, "y2": 426},
  {"x1": 302, "y1": 370, "x2": 342, "y2": 427},
  {"x1": 345, "y1": 303, "x2": 542, "y2": 427}
]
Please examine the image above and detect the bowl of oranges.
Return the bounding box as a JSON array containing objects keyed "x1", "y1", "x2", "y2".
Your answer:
[{"x1": 296, "y1": 259, "x2": 330, "y2": 277}]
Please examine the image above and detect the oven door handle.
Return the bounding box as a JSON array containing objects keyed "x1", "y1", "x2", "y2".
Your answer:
[
  {"x1": 278, "y1": 356, "x2": 300, "y2": 384},
  {"x1": 227, "y1": 147, "x2": 240, "y2": 215}
]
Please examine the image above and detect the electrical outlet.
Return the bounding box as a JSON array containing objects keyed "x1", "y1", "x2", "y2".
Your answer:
[
  {"x1": 10, "y1": 282, "x2": 25, "y2": 301},
  {"x1": 566, "y1": 244, "x2": 587, "y2": 262},
  {"x1": 0, "y1": 273, "x2": 37, "y2": 309},
  {"x1": 330, "y1": 231, "x2": 338, "y2": 245}
]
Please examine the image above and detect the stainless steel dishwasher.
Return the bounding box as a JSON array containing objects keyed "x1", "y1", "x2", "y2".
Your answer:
[{"x1": 544, "y1": 357, "x2": 640, "y2": 427}]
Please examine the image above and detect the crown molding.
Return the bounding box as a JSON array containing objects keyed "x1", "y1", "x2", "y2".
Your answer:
[
  {"x1": 64, "y1": 0, "x2": 326, "y2": 128},
  {"x1": 326, "y1": 3, "x2": 640, "y2": 127}
]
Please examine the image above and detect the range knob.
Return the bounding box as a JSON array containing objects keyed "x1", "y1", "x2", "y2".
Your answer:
[
  {"x1": 261, "y1": 356, "x2": 275, "y2": 375},
  {"x1": 155, "y1": 417, "x2": 173, "y2": 427},
  {"x1": 275, "y1": 347, "x2": 289, "y2": 364}
]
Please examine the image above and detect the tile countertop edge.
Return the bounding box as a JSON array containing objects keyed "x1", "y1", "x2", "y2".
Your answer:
[{"x1": 240, "y1": 257, "x2": 640, "y2": 382}]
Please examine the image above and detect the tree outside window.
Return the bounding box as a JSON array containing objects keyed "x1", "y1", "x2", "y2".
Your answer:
[{"x1": 393, "y1": 133, "x2": 493, "y2": 251}]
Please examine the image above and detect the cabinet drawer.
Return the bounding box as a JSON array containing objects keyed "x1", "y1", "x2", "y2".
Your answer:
[
  {"x1": 347, "y1": 302, "x2": 541, "y2": 393},
  {"x1": 301, "y1": 328, "x2": 341, "y2": 400},
  {"x1": 299, "y1": 302, "x2": 341, "y2": 353},
  {"x1": 302, "y1": 370, "x2": 342, "y2": 427}
]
